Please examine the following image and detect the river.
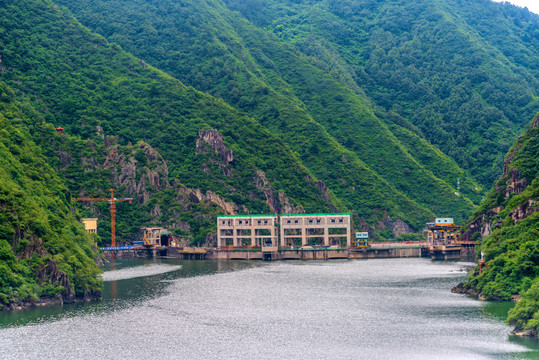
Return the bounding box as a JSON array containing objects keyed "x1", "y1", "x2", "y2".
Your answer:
[{"x1": 0, "y1": 258, "x2": 538, "y2": 359}]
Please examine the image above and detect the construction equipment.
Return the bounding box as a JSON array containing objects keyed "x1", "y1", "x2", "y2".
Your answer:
[{"x1": 73, "y1": 189, "x2": 133, "y2": 247}]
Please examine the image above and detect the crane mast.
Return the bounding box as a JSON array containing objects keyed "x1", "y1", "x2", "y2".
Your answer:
[{"x1": 73, "y1": 189, "x2": 133, "y2": 247}]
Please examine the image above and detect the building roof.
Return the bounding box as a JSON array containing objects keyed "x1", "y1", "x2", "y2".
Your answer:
[
  {"x1": 280, "y1": 213, "x2": 351, "y2": 217},
  {"x1": 217, "y1": 214, "x2": 277, "y2": 218}
]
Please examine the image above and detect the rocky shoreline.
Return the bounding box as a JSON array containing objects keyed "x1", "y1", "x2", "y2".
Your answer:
[
  {"x1": 451, "y1": 282, "x2": 538, "y2": 338},
  {"x1": 2, "y1": 291, "x2": 102, "y2": 311}
]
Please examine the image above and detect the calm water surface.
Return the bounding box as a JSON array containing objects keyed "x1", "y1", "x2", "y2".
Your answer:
[{"x1": 0, "y1": 258, "x2": 538, "y2": 359}]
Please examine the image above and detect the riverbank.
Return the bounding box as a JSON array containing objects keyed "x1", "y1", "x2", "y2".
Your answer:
[
  {"x1": 2, "y1": 291, "x2": 102, "y2": 311},
  {"x1": 452, "y1": 282, "x2": 539, "y2": 338}
]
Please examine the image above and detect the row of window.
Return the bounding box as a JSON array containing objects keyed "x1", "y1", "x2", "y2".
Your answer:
[
  {"x1": 221, "y1": 218, "x2": 347, "y2": 226},
  {"x1": 286, "y1": 218, "x2": 345, "y2": 224},
  {"x1": 221, "y1": 219, "x2": 272, "y2": 226}
]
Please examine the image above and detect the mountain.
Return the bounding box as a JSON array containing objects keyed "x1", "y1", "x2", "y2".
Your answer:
[
  {"x1": 0, "y1": 0, "x2": 477, "y2": 247},
  {"x1": 52, "y1": 0, "x2": 538, "y2": 193},
  {"x1": 222, "y1": 0, "x2": 539, "y2": 185},
  {"x1": 1, "y1": 0, "x2": 537, "y2": 247},
  {"x1": 0, "y1": 81, "x2": 102, "y2": 308},
  {"x1": 0, "y1": 0, "x2": 536, "y2": 310},
  {"x1": 51, "y1": 0, "x2": 488, "y2": 220},
  {"x1": 458, "y1": 113, "x2": 539, "y2": 335}
]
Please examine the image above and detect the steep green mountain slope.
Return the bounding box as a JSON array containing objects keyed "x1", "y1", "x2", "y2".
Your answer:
[
  {"x1": 0, "y1": 81, "x2": 102, "y2": 308},
  {"x1": 0, "y1": 0, "x2": 461, "y2": 248},
  {"x1": 223, "y1": 0, "x2": 539, "y2": 186},
  {"x1": 53, "y1": 0, "x2": 479, "y2": 225},
  {"x1": 1, "y1": 0, "x2": 352, "y2": 244},
  {"x1": 459, "y1": 114, "x2": 539, "y2": 335}
]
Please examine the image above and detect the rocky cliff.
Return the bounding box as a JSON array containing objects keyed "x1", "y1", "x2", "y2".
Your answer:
[{"x1": 457, "y1": 114, "x2": 539, "y2": 336}]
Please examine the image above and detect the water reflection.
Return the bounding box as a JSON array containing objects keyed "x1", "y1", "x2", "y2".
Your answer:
[
  {"x1": 0, "y1": 258, "x2": 261, "y2": 328},
  {"x1": 0, "y1": 259, "x2": 537, "y2": 359}
]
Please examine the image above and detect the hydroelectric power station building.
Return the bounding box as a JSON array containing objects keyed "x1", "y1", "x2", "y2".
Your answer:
[{"x1": 217, "y1": 213, "x2": 352, "y2": 248}]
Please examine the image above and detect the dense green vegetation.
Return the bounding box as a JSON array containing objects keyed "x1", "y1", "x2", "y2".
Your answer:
[
  {"x1": 0, "y1": 0, "x2": 536, "y2": 312},
  {"x1": 223, "y1": 0, "x2": 539, "y2": 185},
  {"x1": 0, "y1": 0, "x2": 348, "y2": 245},
  {"x1": 0, "y1": 0, "x2": 537, "y2": 249},
  {"x1": 462, "y1": 114, "x2": 539, "y2": 334},
  {"x1": 0, "y1": 0, "x2": 475, "y2": 248},
  {"x1": 0, "y1": 81, "x2": 102, "y2": 306},
  {"x1": 53, "y1": 0, "x2": 481, "y2": 226}
]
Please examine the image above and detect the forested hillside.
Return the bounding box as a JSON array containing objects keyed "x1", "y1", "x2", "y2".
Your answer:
[
  {"x1": 52, "y1": 0, "x2": 487, "y2": 223},
  {"x1": 1, "y1": 0, "x2": 356, "y2": 244},
  {"x1": 0, "y1": 81, "x2": 102, "y2": 307},
  {"x1": 1, "y1": 0, "x2": 537, "y2": 247},
  {"x1": 54, "y1": 0, "x2": 539, "y2": 192},
  {"x1": 222, "y1": 0, "x2": 539, "y2": 185},
  {"x1": 0, "y1": 0, "x2": 479, "y2": 248},
  {"x1": 458, "y1": 114, "x2": 539, "y2": 335}
]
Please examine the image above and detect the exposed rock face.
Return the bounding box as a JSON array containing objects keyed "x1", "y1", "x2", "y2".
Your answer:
[
  {"x1": 498, "y1": 168, "x2": 528, "y2": 198},
  {"x1": 510, "y1": 199, "x2": 538, "y2": 224},
  {"x1": 532, "y1": 113, "x2": 539, "y2": 129},
  {"x1": 196, "y1": 129, "x2": 234, "y2": 165},
  {"x1": 102, "y1": 142, "x2": 169, "y2": 204},
  {"x1": 104, "y1": 135, "x2": 117, "y2": 149},
  {"x1": 5, "y1": 256, "x2": 102, "y2": 310},
  {"x1": 194, "y1": 189, "x2": 247, "y2": 214},
  {"x1": 58, "y1": 150, "x2": 72, "y2": 168},
  {"x1": 35, "y1": 259, "x2": 76, "y2": 302},
  {"x1": 465, "y1": 114, "x2": 538, "y2": 242},
  {"x1": 315, "y1": 180, "x2": 331, "y2": 202},
  {"x1": 96, "y1": 125, "x2": 105, "y2": 140},
  {"x1": 383, "y1": 217, "x2": 412, "y2": 237},
  {"x1": 255, "y1": 170, "x2": 280, "y2": 213},
  {"x1": 254, "y1": 170, "x2": 335, "y2": 214},
  {"x1": 467, "y1": 206, "x2": 503, "y2": 239},
  {"x1": 356, "y1": 213, "x2": 413, "y2": 239},
  {"x1": 278, "y1": 191, "x2": 304, "y2": 214},
  {"x1": 203, "y1": 232, "x2": 217, "y2": 247}
]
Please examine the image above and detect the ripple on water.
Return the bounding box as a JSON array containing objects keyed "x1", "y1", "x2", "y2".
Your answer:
[
  {"x1": 0, "y1": 259, "x2": 537, "y2": 360},
  {"x1": 101, "y1": 264, "x2": 182, "y2": 281}
]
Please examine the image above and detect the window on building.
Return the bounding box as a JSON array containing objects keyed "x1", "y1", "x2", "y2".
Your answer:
[
  {"x1": 317, "y1": 219, "x2": 321, "y2": 223},
  {"x1": 309, "y1": 219, "x2": 313, "y2": 224},
  {"x1": 264, "y1": 220, "x2": 268, "y2": 224},
  {"x1": 287, "y1": 220, "x2": 291, "y2": 224},
  {"x1": 339, "y1": 218, "x2": 343, "y2": 223},
  {"x1": 294, "y1": 220, "x2": 298, "y2": 224},
  {"x1": 331, "y1": 219, "x2": 336, "y2": 223}
]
